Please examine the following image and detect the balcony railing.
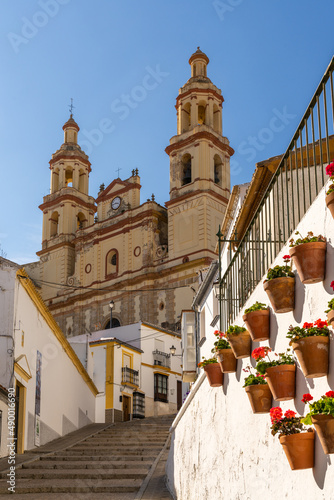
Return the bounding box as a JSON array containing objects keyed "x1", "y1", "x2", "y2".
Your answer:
[
  {"x1": 121, "y1": 367, "x2": 139, "y2": 386},
  {"x1": 218, "y1": 56, "x2": 334, "y2": 332},
  {"x1": 152, "y1": 350, "x2": 171, "y2": 369}
]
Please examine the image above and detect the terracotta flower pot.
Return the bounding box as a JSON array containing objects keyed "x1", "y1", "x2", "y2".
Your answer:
[
  {"x1": 279, "y1": 431, "x2": 315, "y2": 470},
  {"x1": 216, "y1": 349, "x2": 237, "y2": 373},
  {"x1": 265, "y1": 364, "x2": 296, "y2": 401},
  {"x1": 327, "y1": 309, "x2": 334, "y2": 328},
  {"x1": 291, "y1": 336, "x2": 329, "y2": 378},
  {"x1": 311, "y1": 414, "x2": 334, "y2": 454},
  {"x1": 243, "y1": 309, "x2": 270, "y2": 342},
  {"x1": 326, "y1": 191, "x2": 334, "y2": 219},
  {"x1": 226, "y1": 331, "x2": 251, "y2": 359},
  {"x1": 289, "y1": 241, "x2": 326, "y2": 284},
  {"x1": 245, "y1": 384, "x2": 272, "y2": 414},
  {"x1": 204, "y1": 363, "x2": 223, "y2": 387},
  {"x1": 263, "y1": 277, "x2": 295, "y2": 313}
]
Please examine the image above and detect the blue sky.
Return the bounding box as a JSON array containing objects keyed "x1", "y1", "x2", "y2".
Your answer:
[{"x1": 1, "y1": 0, "x2": 333, "y2": 263}]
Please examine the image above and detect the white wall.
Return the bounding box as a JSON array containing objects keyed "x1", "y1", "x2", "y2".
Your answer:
[
  {"x1": 13, "y1": 278, "x2": 96, "y2": 450},
  {"x1": 0, "y1": 261, "x2": 16, "y2": 389},
  {"x1": 167, "y1": 183, "x2": 334, "y2": 500}
]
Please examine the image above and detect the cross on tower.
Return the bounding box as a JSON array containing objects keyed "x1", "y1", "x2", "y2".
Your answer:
[
  {"x1": 68, "y1": 98, "x2": 75, "y2": 116},
  {"x1": 116, "y1": 167, "x2": 122, "y2": 178}
]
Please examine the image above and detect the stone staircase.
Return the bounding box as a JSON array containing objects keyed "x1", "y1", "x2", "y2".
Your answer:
[{"x1": 0, "y1": 414, "x2": 175, "y2": 499}]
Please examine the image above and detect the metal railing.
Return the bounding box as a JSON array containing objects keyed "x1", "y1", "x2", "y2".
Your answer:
[
  {"x1": 152, "y1": 349, "x2": 171, "y2": 369},
  {"x1": 219, "y1": 56, "x2": 334, "y2": 332},
  {"x1": 121, "y1": 367, "x2": 139, "y2": 386}
]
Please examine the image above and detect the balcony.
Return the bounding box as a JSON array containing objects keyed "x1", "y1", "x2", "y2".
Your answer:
[
  {"x1": 153, "y1": 350, "x2": 171, "y2": 369},
  {"x1": 121, "y1": 367, "x2": 139, "y2": 386}
]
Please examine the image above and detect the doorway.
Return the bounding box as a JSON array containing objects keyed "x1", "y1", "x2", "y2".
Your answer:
[
  {"x1": 123, "y1": 395, "x2": 131, "y2": 421},
  {"x1": 177, "y1": 381, "x2": 182, "y2": 410},
  {"x1": 14, "y1": 382, "x2": 26, "y2": 454}
]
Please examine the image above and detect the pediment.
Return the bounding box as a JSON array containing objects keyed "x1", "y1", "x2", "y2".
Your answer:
[
  {"x1": 14, "y1": 354, "x2": 32, "y2": 382},
  {"x1": 96, "y1": 179, "x2": 130, "y2": 202}
]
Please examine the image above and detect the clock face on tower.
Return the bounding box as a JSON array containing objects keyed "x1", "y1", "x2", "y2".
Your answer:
[{"x1": 111, "y1": 196, "x2": 121, "y2": 210}]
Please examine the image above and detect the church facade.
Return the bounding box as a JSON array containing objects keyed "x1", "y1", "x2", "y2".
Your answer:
[{"x1": 26, "y1": 49, "x2": 234, "y2": 337}]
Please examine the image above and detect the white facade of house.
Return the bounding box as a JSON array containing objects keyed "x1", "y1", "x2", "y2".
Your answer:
[
  {"x1": 167, "y1": 182, "x2": 334, "y2": 499},
  {"x1": 0, "y1": 260, "x2": 97, "y2": 454},
  {"x1": 69, "y1": 322, "x2": 184, "y2": 422}
]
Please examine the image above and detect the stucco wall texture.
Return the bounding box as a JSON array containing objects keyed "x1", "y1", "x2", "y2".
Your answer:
[{"x1": 167, "y1": 184, "x2": 334, "y2": 499}]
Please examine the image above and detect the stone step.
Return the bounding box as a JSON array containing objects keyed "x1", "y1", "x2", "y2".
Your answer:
[
  {"x1": 23, "y1": 460, "x2": 152, "y2": 469},
  {"x1": 42, "y1": 454, "x2": 156, "y2": 462},
  {"x1": 86, "y1": 436, "x2": 168, "y2": 442},
  {"x1": 58, "y1": 448, "x2": 161, "y2": 460},
  {"x1": 5, "y1": 468, "x2": 147, "y2": 480},
  {"x1": 71, "y1": 443, "x2": 164, "y2": 449},
  {"x1": 0, "y1": 478, "x2": 141, "y2": 494}
]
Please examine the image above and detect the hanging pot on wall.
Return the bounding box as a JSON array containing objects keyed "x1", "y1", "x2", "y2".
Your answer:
[
  {"x1": 204, "y1": 363, "x2": 224, "y2": 387},
  {"x1": 263, "y1": 277, "x2": 295, "y2": 313},
  {"x1": 226, "y1": 331, "x2": 251, "y2": 359},
  {"x1": 216, "y1": 349, "x2": 237, "y2": 373},
  {"x1": 243, "y1": 309, "x2": 270, "y2": 342},
  {"x1": 289, "y1": 241, "x2": 326, "y2": 284},
  {"x1": 265, "y1": 364, "x2": 296, "y2": 401},
  {"x1": 327, "y1": 309, "x2": 334, "y2": 328},
  {"x1": 325, "y1": 191, "x2": 334, "y2": 219},
  {"x1": 244, "y1": 384, "x2": 272, "y2": 414},
  {"x1": 279, "y1": 430, "x2": 315, "y2": 470},
  {"x1": 311, "y1": 414, "x2": 334, "y2": 454},
  {"x1": 291, "y1": 336, "x2": 329, "y2": 378}
]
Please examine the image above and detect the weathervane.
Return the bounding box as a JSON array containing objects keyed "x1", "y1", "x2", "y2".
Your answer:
[{"x1": 69, "y1": 98, "x2": 75, "y2": 116}]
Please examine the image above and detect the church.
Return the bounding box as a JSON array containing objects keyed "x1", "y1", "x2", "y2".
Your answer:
[{"x1": 26, "y1": 48, "x2": 234, "y2": 338}]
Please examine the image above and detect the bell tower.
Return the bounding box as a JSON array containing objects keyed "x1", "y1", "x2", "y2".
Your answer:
[
  {"x1": 37, "y1": 114, "x2": 96, "y2": 298},
  {"x1": 165, "y1": 48, "x2": 234, "y2": 262}
]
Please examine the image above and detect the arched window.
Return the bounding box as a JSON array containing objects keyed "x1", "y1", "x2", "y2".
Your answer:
[
  {"x1": 198, "y1": 102, "x2": 206, "y2": 125},
  {"x1": 181, "y1": 154, "x2": 192, "y2": 186},
  {"x1": 104, "y1": 317, "x2": 121, "y2": 329},
  {"x1": 193, "y1": 64, "x2": 197, "y2": 77},
  {"x1": 65, "y1": 169, "x2": 73, "y2": 187},
  {"x1": 106, "y1": 249, "x2": 118, "y2": 277},
  {"x1": 77, "y1": 212, "x2": 87, "y2": 230},
  {"x1": 214, "y1": 155, "x2": 223, "y2": 186},
  {"x1": 50, "y1": 212, "x2": 59, "y2": 237}
]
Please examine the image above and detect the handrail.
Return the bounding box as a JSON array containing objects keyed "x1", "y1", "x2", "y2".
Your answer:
[{"x1": 218, "y1": 56, "x2": 334, "y2": 331}]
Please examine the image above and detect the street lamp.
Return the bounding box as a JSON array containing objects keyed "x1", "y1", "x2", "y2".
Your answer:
[
  {"x1": 170, "y1": 345, "x2": 182, "y2": 357},
  {"x1": 109, "y1": 300, "x2": 114, "y2": 329}
]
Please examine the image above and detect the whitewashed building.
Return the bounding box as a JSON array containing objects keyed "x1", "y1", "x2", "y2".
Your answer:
[
  {"x1": 69, "y1": 322, "x2": 184, "y2": 422},
  {"x1": 0, "y1": 259, "x2": 98, "y2": 454}
]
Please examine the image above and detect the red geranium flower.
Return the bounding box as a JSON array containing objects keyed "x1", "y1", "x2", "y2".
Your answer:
[
  {"x1": 252, "y1": 346, "x2": 271, "y2": 361},
  {"x1": 325, "y1": 162, "x2": 334, "y2": 177},
  {"x1": 331, "y1": 280, "x2": 334, "y2": 291},
  {"x1": 270, "y1": 407, "x2": 283, "y2": 424},
  {"x1": 314, "y1": 318, "x2": 327, "y2": 329},
  {"x1": 325, "y1": 391, "x2": 334, "y2": 398},
  {"x1": 284, "y1": 410, "x2": 296, "y2": 419},
  {"x1": 301, "y1": 393, "x2": 313, "y2": 403},
  {"x1": 303, "y1": 322, "x2": 313, "y2": 329},
  {"x1": 283, "y1": 255, "x2": 291, "y2": 260}
]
